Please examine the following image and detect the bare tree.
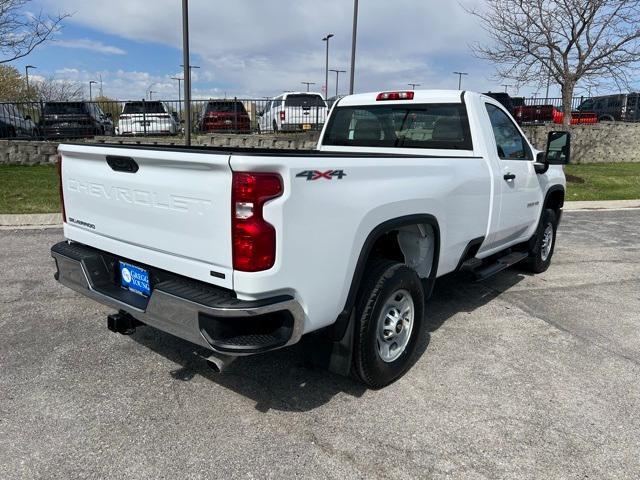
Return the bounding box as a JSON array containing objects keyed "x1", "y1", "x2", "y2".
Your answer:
[
  {"x1": 0, "y1": 0, "x2": 71, "y2": 64},
  {"x1": 35, "y1": 77, "x2": 84, "y2": 102},
  {"x1": 465, "y1": 0, "x2": 640, "y2": 124}
]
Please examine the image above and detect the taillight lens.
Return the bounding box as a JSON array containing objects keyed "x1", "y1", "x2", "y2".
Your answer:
[
  {"x1": 56, "y1": 154, "x2": 66, "y2": 223},
  {"x1": 232, "y1": 172, "x2": 283, "y2": 272},
  {"x1": 279, "y1": 111, "x2": 286, "y2": 121}
]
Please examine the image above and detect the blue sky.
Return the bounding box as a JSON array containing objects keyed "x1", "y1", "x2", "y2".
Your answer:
[{"x1": 10, "y1": 0, "x2": 570, "y2": 100}]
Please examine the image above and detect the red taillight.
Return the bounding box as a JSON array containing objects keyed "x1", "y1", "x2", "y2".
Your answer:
[
  {"x1": 279, "y1": 111, "x2": 286, "y2": 121},
  {"x1": 232, "y1": 172, "x2": 283, "y2": 272},
  {"x1": 376, "y1": 91, "x2": 415, "y2": 101},
  {"x1": 56, "y1": 154, "x2": 66, "y2": 223}
]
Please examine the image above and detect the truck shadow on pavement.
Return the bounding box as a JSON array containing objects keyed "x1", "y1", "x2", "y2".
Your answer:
[{"x1": 128, "y1": 269, "x2": 527, "y2": 412}]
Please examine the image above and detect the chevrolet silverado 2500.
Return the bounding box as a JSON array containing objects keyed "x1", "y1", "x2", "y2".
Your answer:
[{"x1": 51, "y1": 90, "x2": 570, "y2": 388}]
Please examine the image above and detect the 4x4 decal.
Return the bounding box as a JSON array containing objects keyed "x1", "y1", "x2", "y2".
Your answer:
[{"x1": 296, "y1": 170, "x2": 347, "y2": 181}]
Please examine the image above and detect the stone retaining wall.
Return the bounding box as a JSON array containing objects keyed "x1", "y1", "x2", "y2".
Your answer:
[
  {"x1": 0, "y1": 140, "x2": 59, "y2": 166},
  {"x1": 2, "y1": 123, "x2": 638, "y2": 165},
  {"x1": 522, "y1": 122, "x2": 640, "y2": 164}
]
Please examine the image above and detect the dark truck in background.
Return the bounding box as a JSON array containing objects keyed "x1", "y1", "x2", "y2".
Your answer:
[
  {"x1": 40, "y1": 102, "x2": 115, "y2": 138},
  {"x1": 576, "y1": 93, "x2": 640, "y2": 122}
]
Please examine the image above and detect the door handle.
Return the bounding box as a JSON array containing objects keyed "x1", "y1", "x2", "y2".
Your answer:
[{"x1": 503, "y1": 173, "x2": 516, "y2": 181}]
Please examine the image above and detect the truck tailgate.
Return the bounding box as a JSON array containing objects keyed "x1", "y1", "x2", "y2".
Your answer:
[{"x1": 59, "y1": 144, "x2": 233, "y2": 288}]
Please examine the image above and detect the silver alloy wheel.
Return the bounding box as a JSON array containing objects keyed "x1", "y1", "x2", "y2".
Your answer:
[
  {"x1": 541, "y1": 224, "x2": 554, "y2": 262},
  {"x1": 376, "y1": 289, "x2": 415, "y2": 363}
]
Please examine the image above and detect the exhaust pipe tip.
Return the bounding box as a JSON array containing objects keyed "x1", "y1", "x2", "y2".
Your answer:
[{"x1": 204, "y1": 353, "x2": 237, "y2": 373}]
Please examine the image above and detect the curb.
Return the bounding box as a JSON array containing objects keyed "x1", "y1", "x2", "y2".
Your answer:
[
  {"x1": 0, "y1": 213, "x2": 62, "y2": 229},
  {"x1": 563, "y1": 199, "x2": 640, "y2": 211}
]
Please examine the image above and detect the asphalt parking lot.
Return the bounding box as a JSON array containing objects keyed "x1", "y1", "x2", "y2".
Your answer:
[{"x1": 1, "y1": 209, "x2": 639, "y2": 479}]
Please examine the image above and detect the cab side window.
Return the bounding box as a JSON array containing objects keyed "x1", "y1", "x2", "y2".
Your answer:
[{"x1": 485, "y1": 103, "x2": 531, "y2": 160}]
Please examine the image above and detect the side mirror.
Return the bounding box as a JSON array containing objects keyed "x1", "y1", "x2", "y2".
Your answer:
[{"x1": 545, "y1": 131, "x2": 571, "y2": 165}]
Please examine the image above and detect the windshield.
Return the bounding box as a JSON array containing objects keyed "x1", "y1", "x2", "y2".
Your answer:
[
  {"x1": 285, "y1": 94, "x2": 326, "y2": 108},
  {"x1": 44, "y1": 103, "x2": 86, "y2": 115},
  {"x1": 122, "y1": 102, "x2": 166, "y2": 114},
  {"x1": 578, "y1": 100, "x2": 595, "y2": 111},
  {"x1": 206, "y1": 102, "x2": 247, "y2": 114},
  {"x1": 322, "y1": 103, "x2": 473, "y2": 150}
]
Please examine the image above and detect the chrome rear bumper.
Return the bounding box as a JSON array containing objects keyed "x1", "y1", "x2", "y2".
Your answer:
[{"x1": 51, "y1": 241, "x2": 305, "y2": 355}]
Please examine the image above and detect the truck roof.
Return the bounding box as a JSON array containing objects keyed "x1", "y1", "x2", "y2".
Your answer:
[{"x1": 338, "y1": 89, "x2": 466, "y2": 107}]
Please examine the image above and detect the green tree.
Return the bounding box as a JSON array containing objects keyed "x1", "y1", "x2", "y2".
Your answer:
[{"x1": 0, "y1": 65, "x2": 31, "y2": 101}]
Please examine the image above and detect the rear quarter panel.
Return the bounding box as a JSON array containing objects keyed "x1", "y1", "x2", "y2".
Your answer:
[{"x1": 230, "y1": 153, "x2": 492, "y2": 333}]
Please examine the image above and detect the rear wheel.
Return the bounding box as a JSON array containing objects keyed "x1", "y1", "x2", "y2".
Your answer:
[
  {"x1": 353, "y1": 259, "x2": 426, "y2": 388},
  {"x1": 523, "y1": 208, "x2": 558, "y2": 273}
]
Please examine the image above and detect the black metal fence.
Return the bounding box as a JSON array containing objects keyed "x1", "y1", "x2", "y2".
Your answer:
[
  {"x1": 1, "y1": 93, "x2": 638, "y2": 140},
  {"x1": 0, "y1": 95, "x2": 330, "y2": 140}
]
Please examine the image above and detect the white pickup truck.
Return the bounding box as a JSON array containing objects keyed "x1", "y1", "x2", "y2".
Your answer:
[{"x1": 51, "y1": 90, "x2": 570, "y2": 388}]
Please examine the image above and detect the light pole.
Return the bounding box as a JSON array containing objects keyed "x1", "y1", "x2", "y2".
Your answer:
[
  {"x1": 453, "y1": 71, "x2": 468, "y2": 90},
  {"x1": 502, "y1": 84, "x2": 512, "y2": 93},
  {"x1": 171, "y1": 76, "x2": 183, "y2": 117},
  {"x1": 330, "y1": 69, "x2": 347, "y2": 97},
  {"x1": 89, "y1": 80, "x2": 98, "y2": 102},
  {"x1": 180, "y1": 64, "x2": 200, "y2": 135},
  {"x1": 408, "y1": 83, "x2": 421, "y2": 90},
  {"x1": 301, "y1": 81, "x2": 315, "y2": 92},
  {"x1": 322, "y1": 34, "x2": 334, "y2": 100},
  {"x1": 146, "y1": 82, "x2": 157, "y2": 101},
  {"x1": 182, "y1": 0, "x2": 192, "y2": 145},
  {"x1": 25, "y1": 65, "x2": 36, "y2": 98},
  {"x1": 349, "y1": 0, "x2": 359, "y2": 94},
  {"x1": 149, "y1": 90, "x2": 158, "y2": 100}
]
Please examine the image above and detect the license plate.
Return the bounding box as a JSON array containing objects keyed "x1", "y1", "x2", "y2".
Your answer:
[
  {"x1": 303, "y1": 124, "x2": 312, "y2": 130},
  {"x1": 119, "y1": 261, "x2": 151, "y2": 297}
]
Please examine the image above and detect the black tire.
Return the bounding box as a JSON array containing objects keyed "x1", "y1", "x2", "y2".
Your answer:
[
  {"x1": 523, "y1": 209, "x2": 558, "y2": 273},
  {"x1": 352, "y1": 259, "x2": 426, "y2": 389}
]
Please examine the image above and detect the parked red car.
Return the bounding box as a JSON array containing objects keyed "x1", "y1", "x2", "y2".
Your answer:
[
  {"x1": 514, "y1": 105, "x2": 556, "y2": 124},
  {"x1": 514, "y1": 105, "x2": 598, "y2": 125},
  {"x1": 199, "y1": 100, "x2": 251, "y2": 133}
]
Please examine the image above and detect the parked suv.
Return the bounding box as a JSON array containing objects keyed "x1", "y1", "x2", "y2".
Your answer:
[
  {"x1": 40, "y1": 102, "x2": 114, "y2": 138},
  {"x1": 198, "y1": 100, "x2": 251, "y2": 133},
  {"x1": 117, "y1": 101, "x2": 179, "y2": 136},
  {"x1": 0, "y1": 103, "x2": 38, "y2": 138},
  {"x1": 576, "y1": 93, "x2": 640, "y2": 122},
  {"x1": 258, "y1": 92, "x2": 327, "y2": 133}
]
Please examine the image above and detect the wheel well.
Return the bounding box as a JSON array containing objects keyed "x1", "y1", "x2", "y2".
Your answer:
[
  {"x1": 328, "y1": 215, "x2": 440, "y2": 341},
  {"x1": 545, "y1": 188, "x2": 565, "y2": 214},
  {"x1": 369, "y1": 224, "x2": 436, "y2": 279}
]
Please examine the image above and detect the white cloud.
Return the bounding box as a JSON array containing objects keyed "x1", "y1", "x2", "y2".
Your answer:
[
  {"x1": 53, "y1": 38, "x2": 127, "y2": 55},
  {"x1": 39, "y1": 0, "x2": 507, "y2": 97}
]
